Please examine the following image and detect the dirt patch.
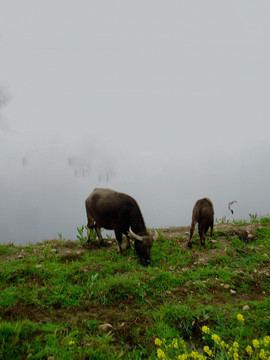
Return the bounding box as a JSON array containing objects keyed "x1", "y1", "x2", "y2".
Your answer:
[{"x1": 0, "y1": 300, "x2": 151, "y2": 348}]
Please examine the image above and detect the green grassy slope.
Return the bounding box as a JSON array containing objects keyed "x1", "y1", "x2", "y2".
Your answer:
[{"x1": 0, "y1": 219, "x2": 269, "y2": 359}]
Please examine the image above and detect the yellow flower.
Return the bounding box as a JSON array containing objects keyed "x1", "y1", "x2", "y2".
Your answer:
[
  {"x1": 259, "y1": 349, "x2": 267, "y2": 360},
  {"x1": 172, "y1": 338, "x2": 179, "y2": 349},
  {"x1": 262, "y1": 336, "x2": 270, "y2": 347},
  {"x1": 253, "y1": 339, "x2": 260, "y2": 349},
  {"x1": 190, "y1": 351, "x2": 206, "y2": 360},
  {"x1": 157, "y1": 348, "x2": 166, "y2": 359},
  {"x1": 202, "y1": 326, "x2": 210, "y2": 334},
  {"x1": 237, "y1": 313, "x2": 245, "y2": 322},
  {"x1": 221, "y1": 340, "x2": 230, "y2": 350},
  {"x1": 68, "y1": 340, "x2": 75, "y2": 346},
  {"x1": 180, "y1": 338, "x2": 187, "y2": 352},
  {"x1": 190, "y1": 351, "x2": 200, "y2": 358},
  {"x1": 246, "y1": 345, "x2": 253, "y2": 355},
  {"x1": 178, "y1": 355, "x2": 188, "y2": 360},
  {"x1": 203, "y1": 346, "x2": 213, "y2": 357},
  {"x1": 155, "y1": 338, "x2": 163, "y2": 346},
  {"x1": 233, "y1": 342, "x2": 239, "y2": 349},
  {"x1": 211, "y1": 334, "x2": 221, "y2": 344}
]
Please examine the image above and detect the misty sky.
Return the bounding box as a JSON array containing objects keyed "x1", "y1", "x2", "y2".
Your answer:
[{"x1": 1, "y1": 1, "x2": 270, "y2": 244}]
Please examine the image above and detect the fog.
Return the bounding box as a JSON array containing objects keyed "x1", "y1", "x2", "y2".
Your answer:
[{"x1": 1, "y1": 1, "x2": 270, "y2": 244}]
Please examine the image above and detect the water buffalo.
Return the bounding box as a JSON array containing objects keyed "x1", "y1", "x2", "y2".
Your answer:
[
  {"x1": 188, "y1": 198, "x2": 214, "y2": 248},
  {"x1": 85, "y1": 188, "x2": 158, "y2": 266}
]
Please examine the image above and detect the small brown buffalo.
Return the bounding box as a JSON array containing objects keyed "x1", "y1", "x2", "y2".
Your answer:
[{"x1": 188, "y1": 198, "x2": 214, "y2": 248}]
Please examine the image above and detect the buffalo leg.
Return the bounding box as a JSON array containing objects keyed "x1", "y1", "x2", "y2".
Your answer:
[
  {"x1": 199, "y1": 226, "x2": 205, "y2": 247},
  {"x1": 86, "y1": 217, "x2": 95, "y2": 247},
  {"x1": 95, "y1": 225, "x2": 104, "y2": 245},
  {"x1": 115, "y1": 230, "x2": 123, "y2": 254},
  {"x1": 210, "y1": 221, "x2": 214, "y2": 237},
  {"x1": 188, "y1": 220, "x2": 196, "y2": 248}
]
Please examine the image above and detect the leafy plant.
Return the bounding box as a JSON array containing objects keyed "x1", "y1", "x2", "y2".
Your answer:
[
  {"x1": 76, "y1": 225, "x2": 87, "y2": 246},
  {"x1": 215, "y1": 216, "x2": 230, "y2": 224},
  {"x1": 86, "y1": 273, "x2": 99, "y2": 298},
  {"x1": 249, "y1": 212, "x2": 259, "y2": 223},
  {"x1": 57, "y1": 232, "x2": 63, "y2": 241}
]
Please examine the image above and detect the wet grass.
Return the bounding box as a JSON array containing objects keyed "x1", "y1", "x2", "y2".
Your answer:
[{"x1": 0, "y1": 219, "x2": 269, "y2": 359}]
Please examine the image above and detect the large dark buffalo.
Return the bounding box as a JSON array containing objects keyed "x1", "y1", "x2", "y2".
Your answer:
[
  {"x1": 188, "y1": 198, "x2": 214, "y2": 248},
  {"x1": 85, "y1": 188, "x2": 158, "y2": 266}
]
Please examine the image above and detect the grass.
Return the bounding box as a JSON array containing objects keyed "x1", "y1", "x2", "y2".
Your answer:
[{"x1": 0, "y1": 217, "x2": 269, "y2": 359}]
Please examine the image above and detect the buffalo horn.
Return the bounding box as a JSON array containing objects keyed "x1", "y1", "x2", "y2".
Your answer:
[
  {"x1": 153, "y1": 229, "x2": 159, "y2": 241},
  {"x1": 129, "y1": 227, "x2": 143, "y2": 241}
]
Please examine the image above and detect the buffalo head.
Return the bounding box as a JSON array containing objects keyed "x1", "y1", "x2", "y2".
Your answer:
[{"x1": 129, "y1": 227, "x2": 158, "y2": 266}]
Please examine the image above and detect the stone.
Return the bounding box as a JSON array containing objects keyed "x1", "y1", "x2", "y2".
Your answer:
[{"x1": 99, "y1": 323, "x2": 114, "y2": 332}]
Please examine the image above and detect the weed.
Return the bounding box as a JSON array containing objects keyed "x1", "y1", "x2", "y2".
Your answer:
[
  {"x1": 86, "y1": 272, "x2": 99, "y2": 298},
  {"x1": 76, "y1": 225, "x2": 87, "y2": 246},
  {"x1": 57, "y1": 232, "x2": 63, "y2": 241},
  {"x1": 249, "y1": 212, "x2": 259, "y2": 223},
  {"x1": 43, "y1": 245, "x2": 52, "y2": 258},
  {"x1": 216, "y1": 216, "x2": 230, "y2": 224},
  {"x1": 233, "y1": 218, "x2": 248, "y2": 225}
]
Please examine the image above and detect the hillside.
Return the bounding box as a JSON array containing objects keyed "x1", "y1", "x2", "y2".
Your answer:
[{"x1": 0, "y1": 219, "x2": 269, "y2": 359}]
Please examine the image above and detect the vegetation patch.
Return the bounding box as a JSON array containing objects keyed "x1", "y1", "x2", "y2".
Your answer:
[{"x1": 0, "y1": 217, "x2": 269, "y2": 359}]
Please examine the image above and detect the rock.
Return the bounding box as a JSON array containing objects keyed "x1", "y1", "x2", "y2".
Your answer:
[
  {"x1": 169, "y1": 266, "x2": 175, "y2": 271},
  {"x1": 18, "y1": 255, "x2": 24, "y2": 259},
  {"x1": 224, "y1": 284, "x2": 230, "y2": 289},
  {"x1": 50, "y1": 249, "x2": 57, "y2": 253},
  {"x1": 230, "y1": 289, "x2": 236, "y2": 294},
  {"x1": 99, "y1": 323, "x2": 113, "y2": 332},
  {"x1": 36, "y1": 264, "x2": 42, "y2": 268},
  {"x1": 242, "y1": 305, "x2": 250, "y2": 311}
]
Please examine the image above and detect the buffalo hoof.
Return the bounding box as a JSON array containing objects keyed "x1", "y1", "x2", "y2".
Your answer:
[{"x1": 187, "y1": 242, "x2": 192, "y2": 249}]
